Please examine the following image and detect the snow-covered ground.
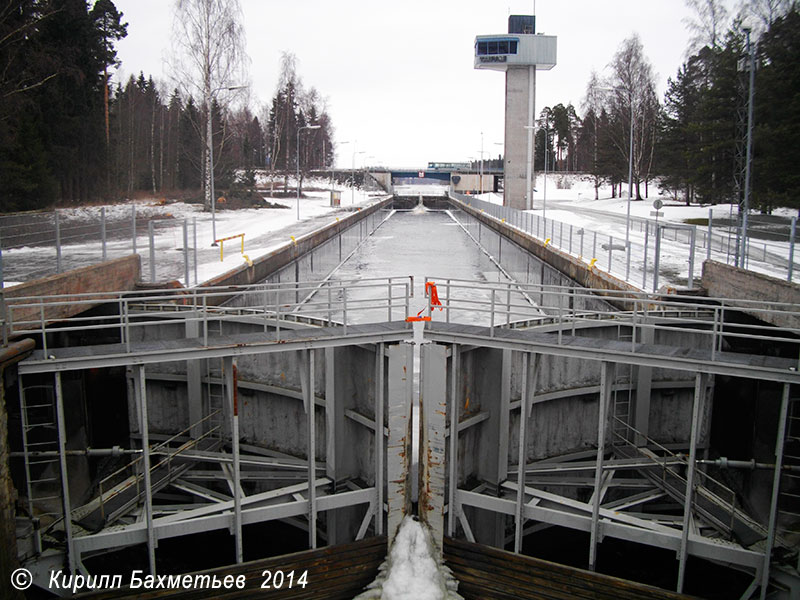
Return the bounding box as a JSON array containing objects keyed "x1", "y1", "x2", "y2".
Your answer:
[
  {"x1": 1, "y1": 174, "x2": 796, "y2": 291},
  {"x1": 474, "y1": 174, "x2": 798, "y2": 289},
  {"x1": 0, "y1": 179, "x2": 387, "y2": 288}
]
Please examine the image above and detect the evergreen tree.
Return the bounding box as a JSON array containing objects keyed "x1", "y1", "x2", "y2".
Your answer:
[{"x1": 753, "y1": 8, "x2": 800, "y2": 212}]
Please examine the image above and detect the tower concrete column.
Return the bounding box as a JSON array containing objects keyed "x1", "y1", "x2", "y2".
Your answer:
[{"x1": 504, "y1": 66, "x2": 536, "y2": 210}]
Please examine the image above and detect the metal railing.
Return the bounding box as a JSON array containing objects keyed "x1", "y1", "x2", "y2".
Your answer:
[
  {"x1": 0, "y1": 206, "x2": 200, "y2": 287},
  {"x1": 2, "y1": 276, "x2": 414, "y2": 353},
  {"x1": 453, "y1": 193, "x2": 800, "y2": 287},
  {"x1": 421, "y1": 276, "x2": 800, "y2": 363},
  {"x1": 611, "y1": 418, "x2": 749, "y2": 541},
  {"x1": 94, "y1": 411, "x2": 221, "y2": 525}
]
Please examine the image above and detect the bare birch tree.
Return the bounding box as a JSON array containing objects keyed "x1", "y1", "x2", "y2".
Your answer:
[
  {"x1": 607, "y1": 34, "x2": 659, "y2": 199},
  {"x1": 169, "y1": 0, "x2": 249, "y2": 210},
  {"x1": 684, "y1": 0, "x2": 731, "y2": 52}
]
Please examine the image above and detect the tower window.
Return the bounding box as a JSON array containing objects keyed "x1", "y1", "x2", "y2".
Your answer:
[{"x1": 476, "y1": 39, "x2": 518, "y2": 56}]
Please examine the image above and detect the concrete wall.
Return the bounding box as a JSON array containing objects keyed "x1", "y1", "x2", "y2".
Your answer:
[
  {"x1": 450, "y1": 196, "x2": 641, "y2": 309},
  {"x1": 2, "y1": 255, "x2": 141, "y2": 333},
  {"x1": 450, "y1": 174, "x2": 495, "y2": 195},
  {"x1": 203, "y1": 197, "x2": 392, "y2": 293},
  {"x1": 449, "y1": 207, "x2": 617, "y2": 314},
  {"x1": 504, "y1": 67, "x2": 535, "y2": 210},
  {"x1": 702, "y1": 260, "x2": 800, "y2": 330}
]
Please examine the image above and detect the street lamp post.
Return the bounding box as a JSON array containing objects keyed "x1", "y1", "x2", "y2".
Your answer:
[
  {"x1": 740, "y1": 27, "x2": 756, "y2": 269},
  {"x1": 296, "y1": 124, "x2": 321, "y2": 220},
  {"x1": 543, "y1": 121, "x2": 548, "y2": 220},
  {"x1": 523, "y1": 124, "x2": 536, "y2": 211},
  {"x1": 352, "y1": 148, "x2": 364, "y2": 204},
  {"x1": 595, "y1": 85, "x2": 635, "y2": 280},
  {"x1": 207, "y1": 84, "x2": 248, "y2": 246},
  {"x1": 625, "y1": 92, "x2": 635, "y2": 280},
  {"x1": 480, "y1": 132, "x2": 484, "y2": 195}
]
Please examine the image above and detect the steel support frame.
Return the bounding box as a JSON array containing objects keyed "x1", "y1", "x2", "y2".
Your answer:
[
  {"x1": 32, "y1": 335, "x2": 404, "y2": 574},
  {"x1": 72, "y1": 487, "x2": 375, "y2": 556},
  {"x1": 589, "y1": 361, "x2": 614, "y2": 570},
  {"x1": 54, "y1": 373, "x2": 76, "y2": 573},
  {"x1": 374, "y1": 343, "x2": 385, "y2": 536},
  {"x1": 447, "y1": 344, "x2": 460, "y2": 538},
  {"x1": 759, "y1": 383, "x2": 791, "y2": 600},
  {"x1": 457, "y1": 488, "x2": 763, "y2": 570},
  {"x1": 223, "y1": 357, "x2": 243, "y2": 562},
  {"x1": 677, "y1": 372, "x2": 706, "y2": 592},
  {"x1": 133, "y1": 365, "x2": 157, "y2": 575},
  {"x1": 435, "y1": 328, "x2": 792, "y2": 589},
  {"x1": 514, "y1": 353, "x2": 537, "y2": 553}
]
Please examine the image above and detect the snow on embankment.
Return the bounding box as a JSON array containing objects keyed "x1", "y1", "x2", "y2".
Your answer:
[{"x1": 354, "y1": 516, "x2": 462, "y2": 600}]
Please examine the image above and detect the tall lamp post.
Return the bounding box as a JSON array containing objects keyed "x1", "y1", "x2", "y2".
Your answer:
[
  {"x1": 523, "y1": 125, "x2": 536, "y2": 210},
  {"x1": 624, "y1": 91, "x2": 635, "y2": 280},
  {"x1": 479, "y1": 132, "x2": 484, "y2": 195},
  {"x1": 352, "y1": 148, "x2": 365, "y2": 204},
  {"x1": 596, "y1": 85, "x2": 635, "y2": 280},
  {"x1": 739, "y1": 26, "x2": 755, "y2": 269},
  {"x1": 296, "y1": 124, "x2": 321, "y2": 220},
  {"x1": 207, "y1": 84, "x2": 248, "y2": 245}
]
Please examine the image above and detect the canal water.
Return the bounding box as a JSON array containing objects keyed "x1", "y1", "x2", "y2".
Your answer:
[{"x1": 330, "y1": 207, "x2": 538, "y2": 324}]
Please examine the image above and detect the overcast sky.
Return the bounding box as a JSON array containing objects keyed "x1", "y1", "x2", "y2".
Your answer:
[{"x1": 112, "y1": 0, "x2": 696, "y2": 168}]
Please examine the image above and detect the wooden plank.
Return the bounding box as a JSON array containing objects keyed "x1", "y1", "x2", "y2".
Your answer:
[
  {"x1": 78, "y1": 536, "x2": 386, "y2": 600},
  {"x1": 444, "y1": 552, "x2": 607, "y2": 600},
  {"x1": 444, "y1": 537, "x2": 697, "y2": 600}
]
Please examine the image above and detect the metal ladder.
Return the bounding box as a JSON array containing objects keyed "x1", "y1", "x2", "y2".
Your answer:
[
  {"x1": 205, "y1": 316, "x2": 226, "y2": 440},
  {"x1": 778, "y1": 395, "x2": 800, "y2": 542},
  {"x1": 18, "y1": 381, "x2": 64, "y2": 554},
  {"x1": 612, "y1": 325, "x2": 633, "y2": 445}
]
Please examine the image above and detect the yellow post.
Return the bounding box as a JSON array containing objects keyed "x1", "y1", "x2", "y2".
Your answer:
[{"x1": 219, "y1": 241, "x2": 224, "y2": 262}]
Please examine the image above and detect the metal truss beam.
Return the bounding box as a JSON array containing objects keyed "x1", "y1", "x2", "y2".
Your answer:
[
  {"x1": 426, "y1": 328, "x2": 800, "y2": 385},
  {"x1": 72, "y1": 487, "x2": 374, "y2": 556},
  {"x1": 458, "y1": 489, "x2": 763, "y2": 570},
  {"x1": 19, "y1": 328, "x2": 413, "y2": 374}
]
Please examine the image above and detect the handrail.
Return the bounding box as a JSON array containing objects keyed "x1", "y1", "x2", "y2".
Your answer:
[
  {"x1": 421, "y1": 276, "x2": 800, "y2": 360},
  {"x1": 610, "y1": 417, "x2": 742, "y2": 539},
  {"x1": 4, "y1": 276, "x2": 415, "y2": 346},
  {"x1": 5, "y1": 276, "x2": 799, "y2": 366},
  {"x1": 96, "y1": 409, "x2": 222, "y2": 521}
]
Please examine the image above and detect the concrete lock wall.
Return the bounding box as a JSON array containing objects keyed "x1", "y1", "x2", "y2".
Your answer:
[
  {"x1": 450, "y1": 195, "x2": 641, "y2": 307},
  {"x1": 3, "y1": 255, "x2": 141, "y2": 334},
  {"x1": 702, "y1": 260, "x2": 800, "y2": 330},
  {"x1": 221, "y1": 208, "x2": 390, "y2": 312},
  {"x1": 449, "y1": 207, "x2": 616, "y2": 314},
  {"x1": 204, "y1": 198, "x2": 392, "y2": 294}
]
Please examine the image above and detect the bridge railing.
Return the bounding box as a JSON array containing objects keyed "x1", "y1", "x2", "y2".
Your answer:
[{"x1": 2, "y1": 276, "x2": 413, "y2": 354}]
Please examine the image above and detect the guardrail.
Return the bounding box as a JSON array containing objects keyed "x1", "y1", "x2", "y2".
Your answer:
[
  {"x1": 2, "y1": 276, "x2": 414, "y2": 354},
  {"x1": 420, "y1": 276, "x2": 800, "y2": 363},
  {"x1": 452, "y1": 192, "x2": 799, "y2": 287},
  {"x1": 0, "y1": 206, "x2": 200, "y2": 287},
  {"x1": 215, "y1": 232, "x2": 245, "y2": 262},
  {"x1": 4, "y1": 274, "x2": 799, "y2": 366}
]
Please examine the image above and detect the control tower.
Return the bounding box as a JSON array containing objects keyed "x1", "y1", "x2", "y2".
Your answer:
[{"x1": 475, "y1": 15, "x2": 556, "y2": 210}]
